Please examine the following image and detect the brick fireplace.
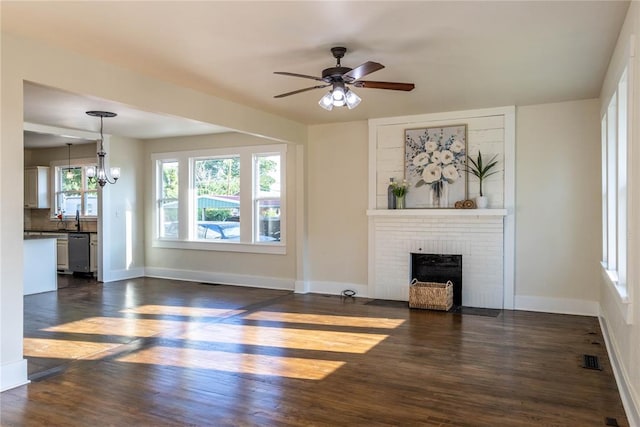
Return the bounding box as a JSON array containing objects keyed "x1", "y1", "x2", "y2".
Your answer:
[{"x1": 367, "y1": 210, "x2": 506, "y2": 309}]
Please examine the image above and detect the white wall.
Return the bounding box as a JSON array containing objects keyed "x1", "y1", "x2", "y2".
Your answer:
[
  {"x1": 0, "y1": 32, "x2": 305, "y2": 391},
  {"x1": 599, "y1": 2, "x2": 640, "y2": 424},
  {"x1": 143, "y1": 132, "x2": 298, "y2": 288},
  {"x1": 306, "y1": 121, "x2": 369, "y2": 294},
  {"x1": 106, "y1": 136, "x2": 146, "y2": 280},
  {"x1": 25, "y1": 143, "x2": 96, "y2": 167},
  {"x1": 515, "y1": 99, "x2": 602, "y2": 315}
]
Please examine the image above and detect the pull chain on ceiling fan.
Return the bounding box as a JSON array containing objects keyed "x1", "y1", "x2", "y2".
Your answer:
[{"x1": 274, "y1": 46, "x2": 415, "y2": 110}]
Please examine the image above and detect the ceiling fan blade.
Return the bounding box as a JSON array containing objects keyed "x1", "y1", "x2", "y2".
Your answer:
[
  {"x1": 274, "y1": 71, "x2": 325, "y2": 82},
  {"x1": 343, "y1": 61, "x2": 385, "y2": 81},
  {"x1": 353, "y1": 80, "x2": 415, "y2": 91},
  {"x1": 274, "y1": 84, "x2": 330, "y2": 98}
]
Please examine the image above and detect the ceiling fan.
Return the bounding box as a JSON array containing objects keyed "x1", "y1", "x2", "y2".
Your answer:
[{"x1": 274, "y1": 46, "x2": 415, "y2": 110}]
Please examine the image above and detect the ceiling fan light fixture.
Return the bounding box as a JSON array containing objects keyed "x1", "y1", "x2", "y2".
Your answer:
[
  {"x1": 318, "y1": 92, "x2": 334, "y2": 110},
  {"x1": 345, "y1": 89, "x2": 362, "y2": 109},
  {"x1": 332, "y1": 82, "x2": 346, "y2": 101},
  {"x1": 275, "y1": 46, "x2": 414, "y2": 110}
]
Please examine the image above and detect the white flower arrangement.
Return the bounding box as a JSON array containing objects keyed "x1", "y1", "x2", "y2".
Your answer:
[
  {"x1": 390, "y1": 179, "x2": 409, "y2": 197},
  {"x1": 408, "y1": 130, "x2": 466, "y2": 198}
]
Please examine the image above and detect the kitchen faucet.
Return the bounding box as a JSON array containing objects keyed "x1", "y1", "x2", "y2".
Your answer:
[{"x1": 75, "y1": 209, "x2": 81, "y2": 231}]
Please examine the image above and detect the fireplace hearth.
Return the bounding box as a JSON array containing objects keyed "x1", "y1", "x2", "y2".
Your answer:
[{"x1": 411, "y1": 253, "x2": 462, "y2": 307}]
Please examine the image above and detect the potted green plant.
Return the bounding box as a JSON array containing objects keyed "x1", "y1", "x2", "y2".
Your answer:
[{"x1": 466, "y1": 151, "x2": 499, "y2": 208}]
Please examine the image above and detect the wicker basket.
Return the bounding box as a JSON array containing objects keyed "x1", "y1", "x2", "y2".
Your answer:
[{"x1": 409, "y1": 279, "x2": 453, "y2": 311}]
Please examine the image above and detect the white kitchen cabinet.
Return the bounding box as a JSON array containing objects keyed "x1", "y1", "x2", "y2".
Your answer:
[
  {"x1": 24, "y1": 166, "x2": 50, "y2": 209},
  {"x1": 90, "y1": 233, "x2": 98, "y2": 274},
  {"x1": 57, "y1": 238, "x2": 69, "y2": 270}
]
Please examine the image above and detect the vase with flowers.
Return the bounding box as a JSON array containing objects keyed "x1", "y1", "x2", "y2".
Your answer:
[
  {"x1": 465, "y1": 151, "x2": 499, "y2": 208},
  {"x1": 390, "y1": 179, "x2": 409, "y2": 209}
]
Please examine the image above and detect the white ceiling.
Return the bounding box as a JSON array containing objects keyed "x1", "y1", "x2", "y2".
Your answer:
[
  {"x1": 3, "y1": 1, "x2": 629, "y2": 145},
  {"x1": 22, "y1": 83, "x2": 230, "y2": 148}
]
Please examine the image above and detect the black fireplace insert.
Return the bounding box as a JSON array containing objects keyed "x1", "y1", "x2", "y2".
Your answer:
[{"x1": 411, "y1": 253, "x2": 462, "y2": 307}]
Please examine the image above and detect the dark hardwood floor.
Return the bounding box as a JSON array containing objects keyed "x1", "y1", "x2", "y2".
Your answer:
[{"x1": 1, "y1": 278, "x2": 628, "y2": 426}]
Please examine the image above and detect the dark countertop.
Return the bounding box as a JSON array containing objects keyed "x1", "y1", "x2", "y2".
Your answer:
[
  {"x1": 25, "y1": 230, "x2": 96, "y2": 234},
  {"x1": 24, "y1": 235, "x2": 58, "y2": 240}
]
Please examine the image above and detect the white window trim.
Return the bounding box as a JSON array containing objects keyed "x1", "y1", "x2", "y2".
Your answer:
[
  {"x1": 151, "y1": 144, "x2": 287, "y2": 255},
  {"x1": 49, "y1": 157, "x2": 98, "y2": 221},
  {"x1": 600, "y1": 37, "x2": 634, "y2": 325},
  {"x1": 601, "y1": 264, "x2": 633, "y2": 324}
]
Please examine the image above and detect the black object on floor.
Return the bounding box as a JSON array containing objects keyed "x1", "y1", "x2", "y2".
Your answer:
[{"x1": 582, "y1": 354, "x2": 602, "y2": 370}]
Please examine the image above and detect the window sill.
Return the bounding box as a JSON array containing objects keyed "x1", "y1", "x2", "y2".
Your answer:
[
  {"x1": 152, "y1": 239, "x2": 286, "y2": 255},
  {"x1": 601, "y1": 263, "x2": 633, "y2": 325}
]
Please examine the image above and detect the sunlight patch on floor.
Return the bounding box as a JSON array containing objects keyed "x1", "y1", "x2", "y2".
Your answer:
[
  {"x1": 178, "y1": 323, "x2": 388, "y2": 353},
  {"x1": 121, "y1": 305, "x2": 245, "y2": 318},
  {"x1": 43, "y1": 317, "x2": 186, "y2": 337},
  {"x1": 244, "y1": 311, "x2": 405, "y2": 328},
  {"x1": 116, "y1": 346, "x2": 345, "y2": 380},
  {"x1": 23, "y1": 338, "x2": 121, "y2": 360}
]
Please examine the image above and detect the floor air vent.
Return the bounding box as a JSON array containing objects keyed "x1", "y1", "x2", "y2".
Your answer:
[
  {"x1": 582, "y1": 354, "x2": 602, "y2": 370},
  {"x1": 605, "y1": 417, "x2": 619, "y2": 426}
]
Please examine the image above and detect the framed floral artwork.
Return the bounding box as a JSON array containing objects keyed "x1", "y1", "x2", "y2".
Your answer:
[{"x1": 404, "y1": 125, "x2": 467, "y2": 208}]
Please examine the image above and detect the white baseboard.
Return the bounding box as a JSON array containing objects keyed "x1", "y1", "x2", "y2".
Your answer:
[
  {"x1": 103, "y1": 267, "x2": 146, "y2": 283},
  {"x1": 295, "y1": 280, "x2": 310, "y2": 293},
  {"x1": 145, "y1": 267, "x2": 295, "y2": 291},
  {"x1": 305, "y1": 280, "x2": 371, "y2": 298},
  {"x1": 599, "y1": 315, "x2": 640, "y2": 427},
  {"x1": 1, "y1": 359, "x2": 29, "y2": 392},
  {"x1": 514, "y1": 295, "x2": 599, "y2": 316}
]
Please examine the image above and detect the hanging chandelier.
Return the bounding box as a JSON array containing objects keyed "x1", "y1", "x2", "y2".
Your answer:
[{"x1": 86, "y1": 110, "x2": 120, "y2": 187}]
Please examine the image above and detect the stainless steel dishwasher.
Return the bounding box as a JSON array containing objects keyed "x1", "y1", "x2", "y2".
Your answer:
[{"x1": 68, "y1": 232, "x2": 90, "y2": 273}]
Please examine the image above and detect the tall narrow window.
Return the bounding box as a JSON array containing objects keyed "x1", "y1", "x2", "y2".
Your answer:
[
  {"x1": 606, "y1": 93, "x2": 618, "y2": 273},
  {"x1": 254, "y1": 153, "x2": 281, "y2": 242},
  {"x1": 616, "y1": 68, "x2": 628, "y2": 290},
  {"x1": 158, "y1": 160, "x2": 179, "y2": 239},
  {"x1": 601, "y1": 116, "x2": 608, "y2": 264},
  {"x1": 601, "y1": 65, "x2": 629, "y2": 297}
]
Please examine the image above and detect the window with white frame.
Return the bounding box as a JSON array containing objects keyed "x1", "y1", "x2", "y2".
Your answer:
[
  {"x1": 52, "y1": 160, "x2": 98, "y2": 218},
  {"x1": 601, "y1": 66, "x2": 629, "y2": 298},
  {"x1": 153, "y1": 144, "x2": 286, "y2": 254},
  {"x1": 158, "y1": 160, "x2": 179, "y2": 239}
]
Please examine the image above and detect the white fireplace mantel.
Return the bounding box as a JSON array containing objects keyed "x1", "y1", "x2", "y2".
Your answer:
[{"x1": 367, "y1": 209, "x2": 508, "y2": 217}]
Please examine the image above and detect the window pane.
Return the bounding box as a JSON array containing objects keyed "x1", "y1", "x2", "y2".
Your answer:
[
  {"x1": 256, "y1": 155, "x2": 281, "y2": 197},
  {"x1": 194, "y1": 157, "x2": 240, "y2": 240},
  {"x1": 159, "y1": 161, "x2": 179, "y2": 239},
  {"x1": 257, "y1": 200, "x2": 281, "y2": 242},
  {"x1": 61, "y1": 167, "x2": 82, "y2": 191},
  {"x1": 58, "y1": 192, "x2": 82, "y2": 215},
  {"x1": 84, "y1": 191, "x2": 98, "y2": 216},
  {"x1": 601, "y1": 116, "x2": 608, "y2": 264},
  {"x1": 617, "y1": 68, "x2": 628, "y2": 289},
  {"x1": 606, "y1": 94, "x2": 617, "y2": 271},
  {"x1": 255, "y1": 154, "x2": 281, "y2": 243}
]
